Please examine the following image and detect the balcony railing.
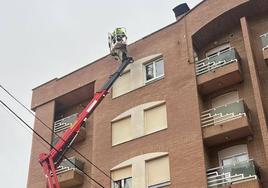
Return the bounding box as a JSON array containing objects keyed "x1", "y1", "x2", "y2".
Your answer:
[
  {"x1": 55, "y1": 157, "x2": 84, "y2": 175},
  {"x1": 201, "y1": 100, "x2": 248, "y2": 128},
  {"x1": 260, "y1": 33, "x2": 268, "y2": 50},
  {"x1": 195, "y1": 48, "x2": 239, "y2": 76},
  {"x1": 207, "y1": 159, "x2": 259, "y2": 187},
  {"x1": 54, "y1": 113, "x2": 78, "y2": 133}
]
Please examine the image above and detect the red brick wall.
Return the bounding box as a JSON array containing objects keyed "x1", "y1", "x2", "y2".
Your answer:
[{"x1": 27, "y1": 1, "x2": 268, "y2": 188}]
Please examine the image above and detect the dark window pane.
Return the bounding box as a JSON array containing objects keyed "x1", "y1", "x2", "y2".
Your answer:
[
  {"x1": 124, "y1": 178, "x2": 132, "y2": 188},
  {"x1": 145, "y1": 63, "x2": 154, "y2": 81},
  {"x1": 114, "y1": 180, "x2": 122, "y2": 188},
  {"x1": 155, "y1": 59, "x2": 164, "y2": 77}
]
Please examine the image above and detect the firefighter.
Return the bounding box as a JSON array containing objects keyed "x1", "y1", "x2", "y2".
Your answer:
[
  {"x1": 113, "y1": 28, "x2": 126, "y2": 42},
  {"x1": 109, "y1": 28, "x2": 127, "y2": 60}
]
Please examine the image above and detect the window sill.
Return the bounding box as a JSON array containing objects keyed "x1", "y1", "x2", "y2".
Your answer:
[
  {"x1": 145, "y1": 75, "x2": 165, "y2": 85},
  {"x1": 148, "y1": 181, "x2": 171, "y2": 188},
  {"x1": 111, "y1": 127, "x2": 168, "y2": 147}
]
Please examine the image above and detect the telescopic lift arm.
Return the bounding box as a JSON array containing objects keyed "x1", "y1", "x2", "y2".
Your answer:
[{"x1": 39, "y1": 28, "x2": 132, "y2": 188}]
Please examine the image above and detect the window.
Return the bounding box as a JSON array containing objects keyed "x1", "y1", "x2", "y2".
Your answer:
[
  {"x1": 221, "y1": 153, "x2": 249, "y2": 166},
  {"x1": 111, "y1": 54, "x2": 164, "y2": 98},
  {"x1": 212, "y1": 91, "x2": 239, "y2": 108},
  {"x1": 144, "y1": 104, "x2": 167, "y2": 135},
  {"x1": 146, "y1": 156, "x2": 170, "y2": 188},
  {"x1": 206, "y1": 43, "x2": 231, "y2": 57},
  {"x1": 112, "y1": 101, "x2": 167, "y2": 145},
  {"x1": 218, "y1": 144, "x2": 249, "y2": 166},
  {"x1": 218, "y1": 145, "x2": 249, "y2": 183},
  {"x1": 112, "y1": 166, "x2": 132, "y2": 188},
  {"x1": 112, "y1": 116, "x2": 132, "y2": 145},
  {"x1": 113, "y1": 71, "x2": 131, "y2": 98},
  {"x1": 111, "y1": 152, "x2": 169, "y2": 188},
  {"x1": 145, "y1": 58, "x2": 164, "y2": 82},
  {"x1": 114, "y1": 177, "x2": 132, "y2": 188}
]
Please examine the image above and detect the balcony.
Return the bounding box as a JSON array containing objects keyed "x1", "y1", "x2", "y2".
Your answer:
[
  {"x1": 201, "y1": 100, "x2": 252, "y2": 146},
  {"x1": 56, "y1": 157, "x2": 85, "y2": 188},
  {"x1": 195, "y1": 48, "x2": 243, "y2": 95},
  {"x1": 260, "y1": 33, "x2": 268, "y2": 64},
  {"x1": 207, "y1": 160, "x2": 261, "y2": 188},
  {"x1": 52, "y1": 113, "x2": 86, "y2": 146}
]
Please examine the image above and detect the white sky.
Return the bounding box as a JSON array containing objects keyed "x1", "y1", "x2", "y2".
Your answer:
[{"x1": 0, "y1": 0, "x2": 202, "y2": 187}]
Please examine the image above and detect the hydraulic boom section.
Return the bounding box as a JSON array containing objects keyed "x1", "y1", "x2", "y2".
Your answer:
[{"x1": 39, "y1": 28, "x2": 133, "y2": 188}]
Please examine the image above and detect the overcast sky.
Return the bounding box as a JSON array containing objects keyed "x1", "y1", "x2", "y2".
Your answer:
[{"x1": 0, "y1": 0, "x2": 202, "y2": 187}]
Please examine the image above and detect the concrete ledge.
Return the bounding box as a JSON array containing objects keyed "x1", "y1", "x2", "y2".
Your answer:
[
  {"x1": 197, "y1": 61, "x2": 243, "y2": 95},
  {"x1": 58, "y1": 170, "x2": 84, "y2": 188},
  {"x1": 203, "y1": 116, "x2": 252, "y2": 146},
  {"x1": 223, "y1": 179, "x2": 261, "y2": 188}
]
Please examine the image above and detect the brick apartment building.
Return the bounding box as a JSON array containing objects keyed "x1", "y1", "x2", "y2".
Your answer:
[{"x1": 27, "y1": 0, "x2": 268, "y2": 187}]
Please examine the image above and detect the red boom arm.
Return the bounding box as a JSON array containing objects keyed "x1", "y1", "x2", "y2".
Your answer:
[{"x1": 39, "y1": 52, "x2": 133, "y2": 188}]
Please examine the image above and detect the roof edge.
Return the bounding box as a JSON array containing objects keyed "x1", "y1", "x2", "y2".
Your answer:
[{"x1": 32, "y1": 0, "x2": 207, "y2": 91}]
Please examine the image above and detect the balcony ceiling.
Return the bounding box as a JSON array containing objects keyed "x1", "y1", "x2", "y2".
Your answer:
[
  {"x1": 55, "y1": 83, "x2": 94, "y2": 111},
  {"x1": 192, "y1": 0, "x2": 268, "y2": 51}
]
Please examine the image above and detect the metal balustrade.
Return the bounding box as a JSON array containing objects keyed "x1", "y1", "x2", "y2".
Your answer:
[
  {"x1": 54, "y1": 113, "x2": 78, "y2": 133},
  {"x1": 260, "y1": 33, "x2": 268, "y2": 50},
  {"x1": 207, "y1": 159, "x2": 259, "y2": 187},
  {"x1": 55, "y1": 157, "x2": 84, "y2": 175},
  {"x1": 195, "y1": 48, "x2": 239, "y2": 76},
  {"x1": 201, "y1": 100, "x2": 248, "y2": 128}
]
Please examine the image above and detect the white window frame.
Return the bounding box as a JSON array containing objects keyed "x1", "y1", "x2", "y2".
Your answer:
[
  {"x1": 221, "y1": 152, "x2": 249, "y2": 166},
  {"x1": 218, "y1": 144, "x2": 249, "y2": 166},
  {"x1": 144, "y1": 58, "x2": 164, "y2": 83}
]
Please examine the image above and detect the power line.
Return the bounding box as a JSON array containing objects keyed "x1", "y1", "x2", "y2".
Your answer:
[
  {"x1": 2, "y1": 107, "x2": 101, "y2": 188},
  {"x1": 0, "y1": 100, "x2": 104, "y2": 188},
  {"x1": 0, "y1": 100, "x2": 105, "y2": 188},
  {"x1": 0, "y1": 84, "x2": 114, "y2": 182},
  {"x1": 1, "y1": 101, "x2": 50, "y2": 150},
  {"x1": 1, "y1": 105, "x2": 101, "y2": 188}
]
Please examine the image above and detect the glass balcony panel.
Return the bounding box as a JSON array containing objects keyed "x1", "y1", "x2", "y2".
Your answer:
[
  {"x1": 52, "y1": 113, "x2": 86, "y2": 146},
  {"x1": 211, "y1": 100, "x2": 245, "y2": 116},
  {"x1": 195, "y1": 48, "x2": 239, "y2": 76},
  {"x1": 201, "y1": 100, "x2": 247, "y2": 128},
  {"x1": 56, "y1": 157, "x2": 84, "y2": 175},
  {"x1": 54, "y1": 113, "x2": 78, "y2": 133},
  {"x1": 207, "y1": 160, "x2": 259, "y2": 187},
  {"x1": 260, "y1": 33, "x2": 268, "y2": 50}
]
